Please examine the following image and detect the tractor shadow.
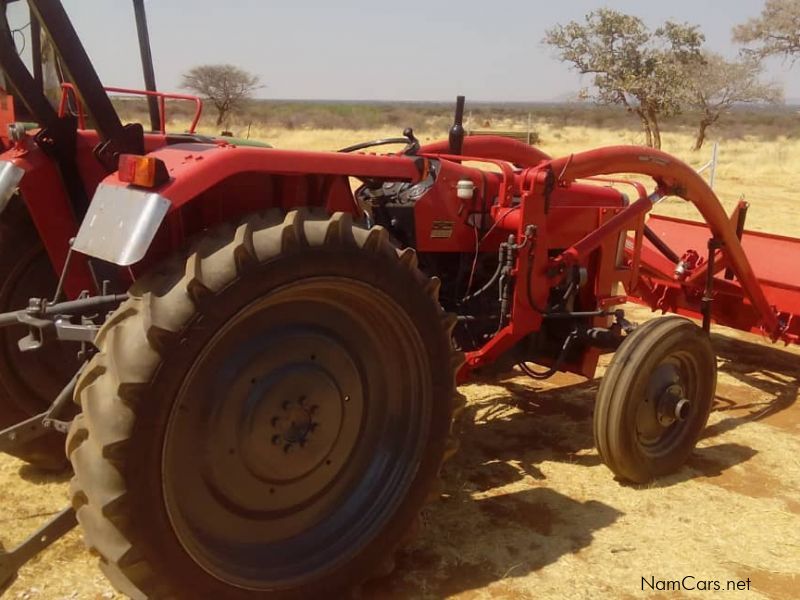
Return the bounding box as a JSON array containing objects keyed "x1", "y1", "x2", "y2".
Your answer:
[
  {"x1": 364, "y1": 486, "x2": 622, "y2": 599},
  {"x1": 16, "y1": 463, "x2": 72, "y2": 484},
  {"x1": 451, "y1": 329, "x2": 798, "y2": 490},
  {"x1": 448, "y1": 376, "x2": 764, "y2": 492},
  {"x1": 364, "y1": 332, "x2": 799, "y2": 597},
  {"x1": 363, "y1": 374, "x2": 626, "y2": 598},
  {"x1": 703, "y1": 331, "x2": 800, "y2": 439}
]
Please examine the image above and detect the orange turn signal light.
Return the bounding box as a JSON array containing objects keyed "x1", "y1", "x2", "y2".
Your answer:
[{"x1": 118, "y1": 154, "x2": 169, "y2": 188}]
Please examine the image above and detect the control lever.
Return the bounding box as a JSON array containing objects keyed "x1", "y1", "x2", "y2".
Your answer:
[
  {"x1": 402, "y1": 127, "x2": 420, "y2": 155},
  {"x1": 449, "y1": 95, "x2": 466, "y2": 155}
]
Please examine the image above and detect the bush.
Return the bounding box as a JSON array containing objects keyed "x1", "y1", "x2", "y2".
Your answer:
[{"x1": 110, "y1": 96, "x2": 799, "y2": 140}]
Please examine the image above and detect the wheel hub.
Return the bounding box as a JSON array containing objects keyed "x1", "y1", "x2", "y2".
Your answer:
[
  {"x1": 273, "y1": 398, "x2": 317, "y2": 448},
  {"x1": 241, "y1": 364, "x2": 344, "y2": 484},
  {"x1": 636, "y1": 359, "x2": 699, "y2": 448},
  {"x1": 656, "y1": 384, "x2": 691, "y2": 426},
  {"x1": 193, "y1": 329, "x2": 364, "y2": 517}
]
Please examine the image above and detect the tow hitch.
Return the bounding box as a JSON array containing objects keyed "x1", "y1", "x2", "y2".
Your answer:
[{"x1": 0, "y1": 292, "x2": 127, "y2": 588}]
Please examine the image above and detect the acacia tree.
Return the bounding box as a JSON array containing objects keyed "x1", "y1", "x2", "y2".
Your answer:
[
  {"x1": 181, "y1": 64, "x2": 261, "y2": 127},
  {"x1": 733, "y1": 0, "x2": 800, "y2": 61},
  {"x1": 687, "y1": 52, "x2": 782, "y2": 150},
  {"x1": 544, "y1": 9, "x2": 704, "y2": 148}
]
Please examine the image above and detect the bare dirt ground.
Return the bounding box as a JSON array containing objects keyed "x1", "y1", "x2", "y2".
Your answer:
[
  {"x1": 366, "y1": 305, "x2": 800, "y2": 600},
  {"x1": 2, "y1": 305, "x2": 798, "y2": 599}
]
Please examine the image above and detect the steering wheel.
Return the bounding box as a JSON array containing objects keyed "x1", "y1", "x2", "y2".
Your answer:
[{"x1": 338, "y1": 127, "x2": 420, "y2": 155}]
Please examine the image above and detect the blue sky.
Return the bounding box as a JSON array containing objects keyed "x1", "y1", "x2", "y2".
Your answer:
[{"x1": 7, "y1": 0, "x2": 799, "y2": 102}]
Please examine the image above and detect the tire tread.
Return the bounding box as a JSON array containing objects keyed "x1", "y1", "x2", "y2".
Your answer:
[{"x1": 68, "y1": 209, "x2": 464, "y2": 598}]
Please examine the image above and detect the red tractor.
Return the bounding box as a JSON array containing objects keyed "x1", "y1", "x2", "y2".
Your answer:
[{"x1": 1, "y1": 1, "x2": 798, "y2": 597}]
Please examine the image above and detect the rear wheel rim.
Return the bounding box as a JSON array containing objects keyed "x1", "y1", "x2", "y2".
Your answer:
[{"x1": 162, "y1": 277, "x2": 431, "y2": 590}]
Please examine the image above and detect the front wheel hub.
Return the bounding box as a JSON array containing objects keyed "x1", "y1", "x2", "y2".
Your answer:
[{"x1": 656, "y1": 384, "x2": 691, "y2": 426}]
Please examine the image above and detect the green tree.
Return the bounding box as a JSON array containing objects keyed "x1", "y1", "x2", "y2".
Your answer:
[
  {"x1": 733, "y1": 0, "x2": 800, "y2": 61},
  {"x1": 544, "y1": 9, "x2": 704, "y2": 149},
  {"x1": 181, "y1": 64, "x2": 261, "y2": 127},
  {"x1": 687, "y1": 52, "x2": 782, "y2": 150}
]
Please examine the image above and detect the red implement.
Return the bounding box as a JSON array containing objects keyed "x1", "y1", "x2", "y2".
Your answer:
[{"x1": 633, "y1": 212, "x2": 800, "y2": 344}]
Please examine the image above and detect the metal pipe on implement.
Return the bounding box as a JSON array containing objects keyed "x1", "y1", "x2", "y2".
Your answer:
[
  {"x1": 557, "y1": 194, "x2": 656, "y2": 267},
  {"x1": 545, "y1": 145, "x2": 781, "y2": 338},
  {"x1": 644, "y1": 224, "x2": 681, "y2": 264}
]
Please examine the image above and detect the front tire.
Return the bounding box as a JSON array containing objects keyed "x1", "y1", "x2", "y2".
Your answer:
[
  {"x1": 67, "y1": 210, "x2": 462, "y2": 598},
  {"x1": 593, "y1": 316, "x2": 716, "y2": 483}
]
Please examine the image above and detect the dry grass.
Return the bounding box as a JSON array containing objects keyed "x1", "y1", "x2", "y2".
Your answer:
[
  {"x1": 533, "y1": 123, "x2": 800, "y2": 237},
  {"x1": 184, "y1": 119, "x2": 800, "y2": 237},
  {"x1": 2, "y1": 124, "x2": 799, "y2": 599}
]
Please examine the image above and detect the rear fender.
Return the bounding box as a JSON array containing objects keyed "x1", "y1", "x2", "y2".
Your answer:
[
  {"x1": 74, "y1": 142, "x2": 423, "y2": 267},
  {"x1": 0, "y1": 150, "x2": 95, "y2": 297},
  {"x1": 72, "y1": 184, "x2": 170, "y2": 266},
  {"x1": 1, "y1": 129, "x2": 178, "y2": 295}
]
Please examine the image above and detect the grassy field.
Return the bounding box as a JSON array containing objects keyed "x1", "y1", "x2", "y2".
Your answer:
[
  {"x1": 2, "y1": 111, "x2": 799, "y2": 599},
  {"x1": 152, "y1": 102, "x2": 800, "y2": 237}
]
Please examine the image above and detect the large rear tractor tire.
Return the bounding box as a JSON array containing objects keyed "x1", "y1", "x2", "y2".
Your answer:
[
  {"x1": 0, "y1": 197, "x2": 78, "y2": 470},
  {"x1": 67, "y1": 209, "x2": 463, "y2": 598},
  {"x1": 593, "y1": 316, "x2": 716, "y2": 483}
]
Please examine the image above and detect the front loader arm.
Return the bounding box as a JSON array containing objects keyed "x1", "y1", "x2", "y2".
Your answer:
[{"x1": 544, "y1": 146, "x2": 782, "y2": 340}]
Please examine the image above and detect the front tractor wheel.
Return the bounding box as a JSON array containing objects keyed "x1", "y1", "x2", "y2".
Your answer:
[
  {"x1": 593, "y1": 316, "x2": 716, "y2": 483},
  {"x1": 67, "y1": 210, "x2": 462, "y2": 598}
]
